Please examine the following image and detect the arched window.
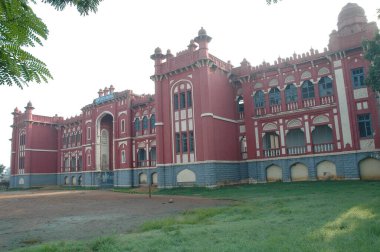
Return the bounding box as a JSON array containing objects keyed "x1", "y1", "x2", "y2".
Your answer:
[
  {"x1": 77, "y1": 156, "x2": 82, "y2": 171},
  {"x1": 237, "y1": 96, "x2": 244, "y2": 113},
  {"x1": 86, "y1": 152, "x2": 91, "y2": 166},
  {"x1": 301, "y1": 80, "x2": 315, "y2": 99},
  {"x1": 318, "y1": 77, "x2": 333, "y2": 97},
  {"x1": 285, "y1": 84, "x2": 297, "y2": 103},
  {"x1": 137, "y1": 149, "x2": 146, "y2": 167},
  {"x1": 76, "y1": 132, "x2": 81, "y2": 145},
  {"x1": 134, "y1": 118, "x2": 140, "y2": 132},
  {"x1": 121, "y1": 150, "x2": 126, "y2": 163},
  {"x1": 263, "y1": 132, "x2": 280, "y2": 150},
  {"x1": 150, "y1": 114, "x2": 156, "y2": 129},
  {"x1": 120, "y1": 119, "x2": 125, "y2": 133},
  {"x1": 71, "y1": 157, "x2": 76, "y2": 171},
  {"x1": 254, "y1": 90, "x2": 265, "y2": 108},
  {"x1": 142, "y1": 116, "x2": 148, "y2": 130},
  {"x1": 150, "y1": 147, "x2": 156, "y2": 166},
  {"x1": 269, "y1": 88, "x2": 281, "y2": 106}
]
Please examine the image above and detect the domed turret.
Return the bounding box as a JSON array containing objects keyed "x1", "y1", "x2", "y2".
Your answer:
[
  {"x1": 194, "y1": 27, "x2": 212, "y2": 54},
  {"x1": 328, "y1": 3, "x2": 377, "y2": 52},
  {"x1": 154, "y1": 47, "x2": 162, "y2": 54},
  {"x1": 25, "y1": 101, "x2": 34, "y2": 110},
  {"x1": 198, "y1": 27, "x2": 207, "y2": 36},
  {"x1": 150, "y1": 47, "x2": 164, "y2": 61},
  {"x1": 337, "y1": 3, "x2": 367, "y2": 31}
]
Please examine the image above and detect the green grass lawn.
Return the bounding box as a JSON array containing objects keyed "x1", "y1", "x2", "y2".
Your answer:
[{"x1": 15, "y1": 181, "x2": 380, "y2": 252}]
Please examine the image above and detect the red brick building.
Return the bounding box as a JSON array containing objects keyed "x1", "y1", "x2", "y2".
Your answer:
[{"x1": 10, "y1": 3, "x2": 380, "y2": 188}]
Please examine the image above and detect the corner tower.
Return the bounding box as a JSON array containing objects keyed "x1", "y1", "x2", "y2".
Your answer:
[
  {"x1": 151, "y1": 28, "x2": 243, "y2": 188},
  {"x1": 329, "y1": 3, "x2": 378, "y2": 51}
]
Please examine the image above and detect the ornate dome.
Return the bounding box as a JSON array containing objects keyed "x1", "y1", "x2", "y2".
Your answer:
[
  {"x1": 337, "y1": 3, "x2": 367, "y2": 30},
  {"x1": 154, "y1": 47, "x2": 162, "y2": 54},
  {"x1": 198, "y1": 27, "x2": 207, "y2": 36}
]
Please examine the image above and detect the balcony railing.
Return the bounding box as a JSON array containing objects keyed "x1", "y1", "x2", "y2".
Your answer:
[
  {"x1": 320, "y1": 95, "x2": 335, "y2": 105},
  {"x1": 286, "y1": 146, "x2": 306, "y2": 155},
  {"x1": 270, "y1": 104, "x2": 282, "y2": 114},
  {"x1": 286, "y1": 102, "x2": 298, "y2": 111},
  {"x1": 263, "y1": 148, "x2": 281, "y2": 158},
  {"x1": 239, "y1": 112, "x2": 244, "y2": 119},
  {"x1": 253, "y1": 95, "x2": 336, "y2": 117},
  {"x1": 313, "y1": 143, "x2": 334, "y2": 153},
  {"x1": 255, "y1": 107, "x2": 266, "y2": 116},
  {"x1": 303, "y1": 98, "x2": 316, "y2": 108},
  {"x1": 136, "y1": 160, "x2": 147, "y2": 167},
  {"x1": 150, "y1": 160, "x2": 157, "y2": 167}
]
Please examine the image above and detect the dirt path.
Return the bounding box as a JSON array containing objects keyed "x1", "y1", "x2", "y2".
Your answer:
[{"x1": 0, "y1": 190, "x2": 228, "y2": 251}]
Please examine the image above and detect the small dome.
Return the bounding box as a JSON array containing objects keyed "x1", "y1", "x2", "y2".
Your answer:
[
  {"x1": 198, "y1": 27, "x2": 207, "y2": 36},
  {"x1": 14, "y1": 107, "x2": 20, "y2": 113},
  {"x1": 110, "y1": 85, "x2": 114, "y2": 89},
  {"x1": 27, "y1": 101, "x2": 33, "y2": 107},
  {"x1": 337, "y1": 3, "x2": 367, "y2": 30},
  {"x1": 154, "y1": 47, "x2": 162, "y2": 54}
]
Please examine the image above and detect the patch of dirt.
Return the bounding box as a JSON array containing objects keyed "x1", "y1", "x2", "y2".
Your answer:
[{"x1": 0, "y1": 190, "x2": 229, "y2": 250}]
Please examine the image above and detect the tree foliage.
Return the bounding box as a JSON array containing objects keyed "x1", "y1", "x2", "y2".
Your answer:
[
  {"x1": 266, "y1": 0, "x2": 281, "y2": 4},
  {"x1": 0, "y1": 0, "x2": 102, "y2": 88},
  {"x1": 0, "y1": 164, "x2": 5, "y2": 174},
  {"x1": 363, "y1": 33, "x2": 380, "y2": 92},
  {"x1": 42, "y1": 0, "x2": 102, "y2": 16}
]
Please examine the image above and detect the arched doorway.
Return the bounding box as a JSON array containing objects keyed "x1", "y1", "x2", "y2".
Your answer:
[
  {"x1": 316, "y1": 161, "x2": 337, "y2": 180},
  {"x1": 139, "y1": 173, "x2": 147, "y2": 185},
  {"x1": 266, "y1": 165, "x2": 282, "y2": 182},
  {"x1": 290, "y1": 163, "x2": 308, "y2": 181},
  {"x1": 151, "y1": 172, "x2": 158, "y2": 185},
  {"x1": 96, "y1": 113, "x2": 114, "y2": 171},
  {"x1": 177, "y1": 169, "x2": 196, "y2": 186},
  {"x1": 359, "y1": 158, "x2": 380, "y2": 180}
]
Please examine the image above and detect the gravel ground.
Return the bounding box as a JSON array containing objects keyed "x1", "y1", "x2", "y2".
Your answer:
[{"x1": 0, "y1": 190, "x2": 228, "y2": 251}]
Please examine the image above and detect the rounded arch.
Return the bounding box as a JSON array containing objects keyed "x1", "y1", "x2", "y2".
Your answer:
[
  {"x1": 266, "y1": 165, "x2": 282, "y2": 182},
  {"x1": 318, "y1": 67, "x2": 330, "y2": 76},
  {"x1": 285, "y1": 84, "x2": 298, "y2": 104},
  {"x1": 71, "y1": 176, "x2": 77, "y2": 185},
  {"x1": 19, "y1": 177, "x2": 25, "y2": 185},
  {"x1": 139, "y1": 173, "x2": 147, "y2": 185},
  {"x1": 95, "y1": 112, "x2": 114, "y2": 171},
  {"x1": 318, "y1": 76, "x2": 333, "y2": 97},
  {"x1": 290, "y1": 163, "x2": 309, "y2": 181},
  {"x1": 316, "y1": 161, "x2": 337, "y2": 180},
  {"x1": 151, "y1": 172, "x2": 158, "y2": 185},
  {"x1": 95, "y1": 111, "x2": 114, "y2": 125},
  {"x1": 269, "y1": 87, "x2": 281, "y2": 105},
  {"x1": 118, "y1": 111, "x2": 127, "y2": 117},
  {"x1": 301, "y1": 80, "x2": 315, "y2": 99},
  {"x1": 64, "y1": 176, "x2": 69, "y2": 185},
  {"x1": 142, "y1": 116, "x2": 149, "y2": 130},
  {"x1": 253, "y1": 90, "x2": 265, "y2": 108},
  {"x1": 177, "y1": 169, "x2": 196, "y2": 184},
  {"x1": 359, "y1": 157, "x2": 380, "y2": 180}
]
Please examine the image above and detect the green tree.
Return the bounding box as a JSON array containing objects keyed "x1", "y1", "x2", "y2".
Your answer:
[
  {"x1": 0, "y1": 164, "x2": 5, "y2": 174},
  {"x1": 0, "y1": 0, "x2": 102, "y2": 88},
  {"x1": 363, "y1": 33, "x2": 380, "y2": 92}
]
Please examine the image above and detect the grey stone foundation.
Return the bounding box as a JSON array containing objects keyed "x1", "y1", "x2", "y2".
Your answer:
[{"x1": 9, "y1": 151, "x2": 379, "y2": 188}]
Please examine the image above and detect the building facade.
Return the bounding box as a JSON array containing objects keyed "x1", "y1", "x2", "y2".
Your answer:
[{"x1": 10, "y1": 3, "x2": 380, "y2": 188}]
